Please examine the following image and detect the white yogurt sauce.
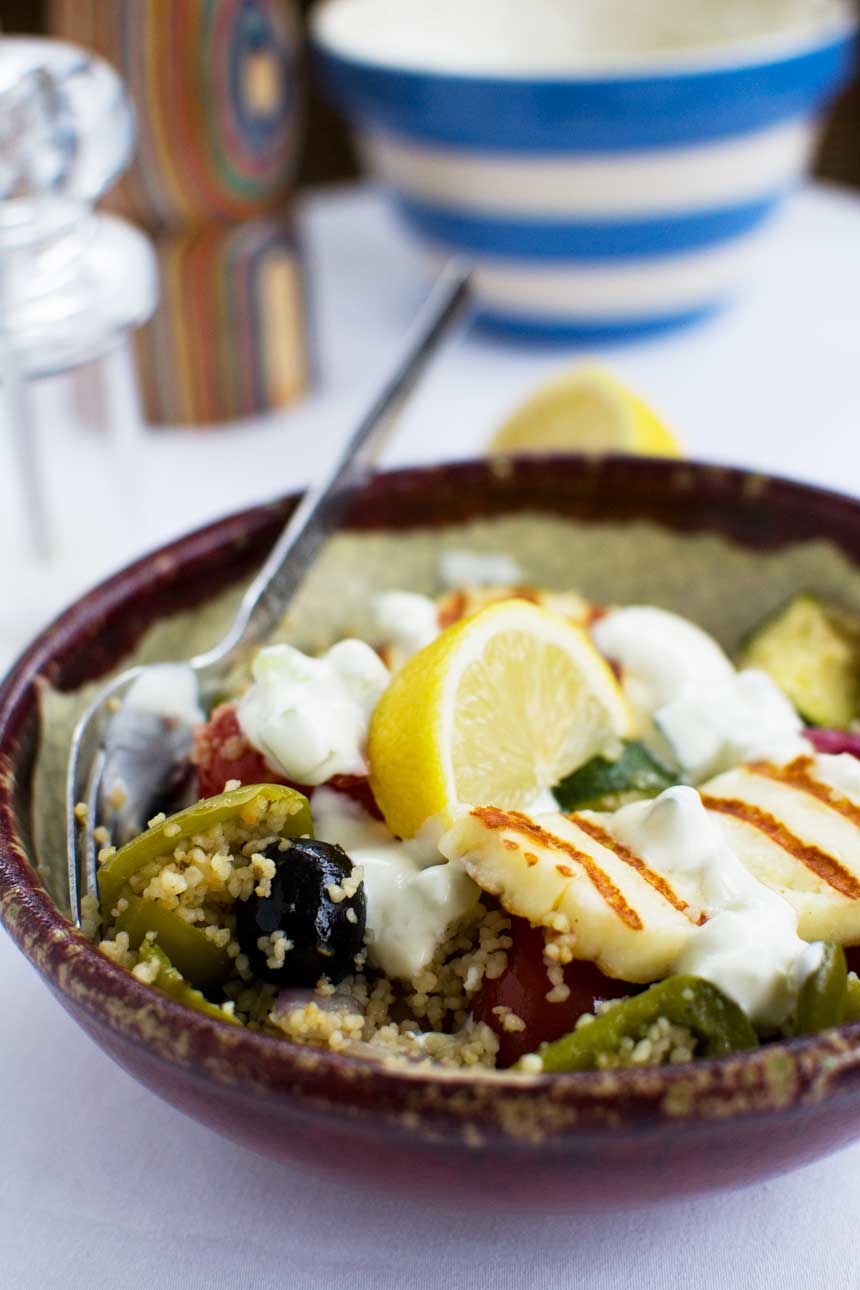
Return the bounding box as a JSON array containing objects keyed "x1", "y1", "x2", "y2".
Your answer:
[
  {"x1": 369, "y1": 591, "x2": 439, "y2": 665},
  {"x1": 656, "y1": 668, "x2": 809, "y2": 782},
  {"x1": 237, "y1": 640, "x2": 390, "y2": 786},
  {"x1": 593, "y1": 606, "x2": 734, "y2": 715},
  {"x1": 610, "y1": 786, "x2": 820, "y2": 1028},
  {"x1": 123, "y1": 663, "x2": 204, "y2": 727},
  {"x1": 439, "y1": 550, "x2": 523, "y2": 589},
  {"x1": 311, "y1": 787, "x2": 480, "y2": 980},
  {"x1": 593, "y1": 606, "x2": 809, "y2": 780},
  {"x1": 370, "y1": 551, "x2": 524, "y2": 668}
]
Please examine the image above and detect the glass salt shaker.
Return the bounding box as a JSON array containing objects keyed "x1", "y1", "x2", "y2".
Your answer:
[{"x1": 0, "y1": 37, "x2": 157, "y2": 554}]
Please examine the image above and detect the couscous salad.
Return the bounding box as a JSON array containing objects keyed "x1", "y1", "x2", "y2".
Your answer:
[{"x1": 80, "y1": 558, "x2": 860, "y2": 1073}]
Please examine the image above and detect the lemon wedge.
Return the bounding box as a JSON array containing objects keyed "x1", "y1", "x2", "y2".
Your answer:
[
  {"x1": 488, "y1": 366, "x2": 682, "y2": 459},
  {"x1": 368, "y1": 599, "x2": 633, "y2": 839}
]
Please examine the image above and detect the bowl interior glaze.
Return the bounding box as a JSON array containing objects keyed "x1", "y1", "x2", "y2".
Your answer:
[{"x1": 5, "y1": 456, "x2": 860, "y2": 1210}]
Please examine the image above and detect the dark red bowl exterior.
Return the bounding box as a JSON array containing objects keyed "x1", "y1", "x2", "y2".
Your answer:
[{"x1": 5, "y1": 456, "x2": 860, "y2": 1211}]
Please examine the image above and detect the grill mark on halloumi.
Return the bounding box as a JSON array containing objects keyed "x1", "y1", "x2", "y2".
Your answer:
[
  {"x1": 701, "y1": 794, "x2": 860, "y2": 901},
  {"x1": 470, "y1": 805, "x2": 643, "y2": 930},
  {"x1": 570, "y1": 814, "x2": 704, "y2": 923},
  {"x1": 745, "y1": 757, "x2": 860, "y2": 829}
]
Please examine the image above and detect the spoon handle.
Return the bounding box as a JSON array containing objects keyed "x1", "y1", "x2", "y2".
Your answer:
[{"x1": 193, "y1": 261, "x2": 472, "y2": 676}]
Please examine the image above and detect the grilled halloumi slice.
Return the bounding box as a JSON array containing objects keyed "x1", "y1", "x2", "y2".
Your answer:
[
  {"x1": 439, "y1": 804, "x2": 702, "y2": 982},
  {"x1": 440, "y1": 754, "x2": 860, "y2": 979},
  {"x1": 702, "y1": 754, "x2": 860, "y2": 944}
]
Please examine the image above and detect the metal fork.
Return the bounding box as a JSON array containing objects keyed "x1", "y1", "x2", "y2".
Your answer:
[{"x1": 66, "y1": 264, "x2": 472, "y2": 927}]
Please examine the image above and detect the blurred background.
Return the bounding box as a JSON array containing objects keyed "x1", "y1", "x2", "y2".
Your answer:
[
  {"x1": 6, "y1": 1, "x2": 858, "y2": 193},
  {"x1": 0, "y1": 0, "x2": 858, "y2": 666}
]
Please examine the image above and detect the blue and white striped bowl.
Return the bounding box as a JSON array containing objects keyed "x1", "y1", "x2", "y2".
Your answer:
[{"x1": 313, "y1": 0, "x2": 857, "y2": 339}]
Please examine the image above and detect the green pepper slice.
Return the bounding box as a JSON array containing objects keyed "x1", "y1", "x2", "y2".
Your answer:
[
  {"x1": 554, "y1": 740, "x2": 676, "y2": 813},
  {"x1": 533, "y1": 975, "x2": 759, "y2": 1073},
  {"x1": 115, "y1": 892, "x2": 232, "y2": 990},
  {"x1": 98, "y1": 783, "x2": 312, "y2": 915},
  {"x1": 137, "y1": 942, "x2": 239, "y2": 1025},
  {"x1": 842, "y1": 972, "x2": 860, "y2": 1024},
  {"x1": 794, "y1": 943, "x2": 848, "y2": 1035}
]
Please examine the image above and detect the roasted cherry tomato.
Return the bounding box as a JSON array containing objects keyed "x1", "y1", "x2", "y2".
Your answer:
[
  {"x1": 192, "y1": 700, "x2": 382, "y2": 817},
  {"x1": 471, "y1": 918, "x2": 633, "y2": 1067},
  {"x1": 193, "y1": 702, "x2": 274, "y2": 797}
]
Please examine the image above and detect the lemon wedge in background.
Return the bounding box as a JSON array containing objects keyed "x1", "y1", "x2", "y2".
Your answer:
[
  {"x1": 488, "y1": 366, "x2": 682, "y2": 459},
  {"x1": 368, "y1": 599, "x2": 633, "y2": 839}
]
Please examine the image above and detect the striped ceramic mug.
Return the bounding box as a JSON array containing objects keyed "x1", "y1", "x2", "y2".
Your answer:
[{"x1": 314, "y1": 0, "x2": 858, "y2": 339}]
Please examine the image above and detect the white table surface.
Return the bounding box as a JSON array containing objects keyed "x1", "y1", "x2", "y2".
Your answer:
[{"x1": 4, "y1": 181, "x2": 860, "y2": 1288}]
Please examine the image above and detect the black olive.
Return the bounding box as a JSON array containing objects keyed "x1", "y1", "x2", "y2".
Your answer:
[{"x1": 235, "y1": 838, "x2": 366, "y2": 987}]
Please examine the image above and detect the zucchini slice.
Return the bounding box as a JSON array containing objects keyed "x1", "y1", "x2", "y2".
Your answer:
[
  {"x1": 738, "y1": 594, "x2": 860, "y2": 728},
  {"x1": 554, "y1": 740, "x2": 676, "y2": 813}
]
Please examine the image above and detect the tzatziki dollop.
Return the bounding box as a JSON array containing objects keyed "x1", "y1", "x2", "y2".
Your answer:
[
  {"x1": 592, "y1": 606, "x2": 734, "y2": 715},
  {"x1": 439, "y1": 550, "x2": 523, "y2": 588},
  {"x1": 593, "y1": 606, "x2": 810, "y2": 780},
  {"x1": 610, "y1": 786, "x2": 820, "y2": 1028},
  {"x1": 369, "y1": 591, "x2": 439, "y2": 666},
  {"x1": 311, "y1": 787, "x2": 480, "y2": 980},
  {"x1": 656, "y1": 668, "x2": 809, "y2": 781},
  {"x1": 237, "y1": 640, "x2": 389, "y2": 785}
]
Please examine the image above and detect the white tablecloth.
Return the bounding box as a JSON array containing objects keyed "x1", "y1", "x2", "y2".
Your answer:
[{"x1": 4, "y1": 182, "x2": 860, "y2": 1288}]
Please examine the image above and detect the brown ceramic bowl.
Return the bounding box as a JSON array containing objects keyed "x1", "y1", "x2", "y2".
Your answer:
[{"x1": 4, "y1": 456, "x2": 860, "y2": 1212}]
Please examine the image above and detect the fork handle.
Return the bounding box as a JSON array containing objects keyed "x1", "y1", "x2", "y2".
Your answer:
[{"x1": 192, "y1": 261, "x2": 472, "y2": 676}]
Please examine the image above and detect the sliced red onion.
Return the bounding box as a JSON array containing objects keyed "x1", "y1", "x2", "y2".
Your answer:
[
  {"x1": 272, "y1": 988, "x2": 363, "y2": 1020},
  {"x1": 805, "y1": 728, "x2": 860, "y2": 758}
]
